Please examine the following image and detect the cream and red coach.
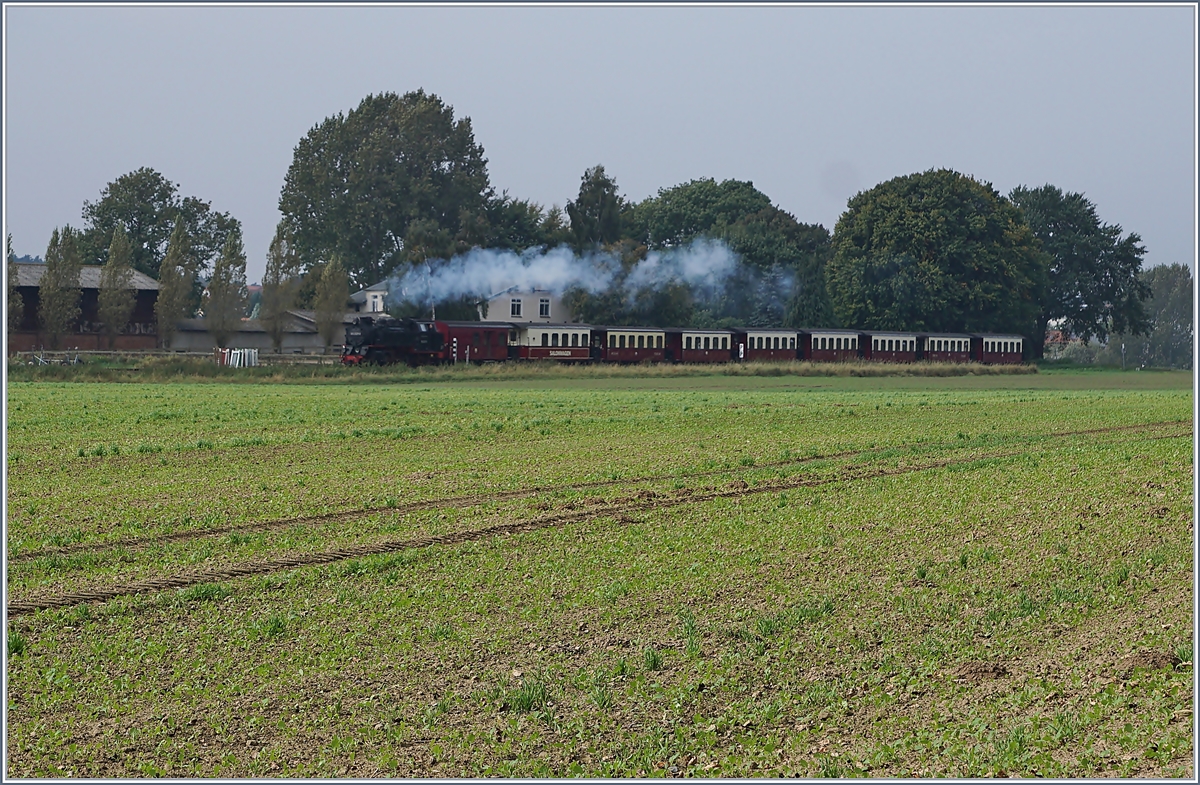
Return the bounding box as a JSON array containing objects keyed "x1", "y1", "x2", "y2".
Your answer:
[
  {"x1": 735, "y1": 329, "x2": 800, "y2": 361},
  {"x1": 920, "y1": 333, "x2": 973, "y2": 363},
  {"x1": 805, "y1": 330, "x2": 861, "y2": 362},
  {"x1": 666, "y1": 329, "x2": 736, "y2": 363},
  {"x1": 508, "y1": 323, "x2": 593, "y2": 361},
  {"x1": 863, "y1": 331, "x2": 919, "y2": 363},
  {"x1": 976, "y1": 334, "x2": 1025, "y2": 364}
]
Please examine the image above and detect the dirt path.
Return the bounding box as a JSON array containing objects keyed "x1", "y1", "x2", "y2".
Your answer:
[
  {"x1": 9, "y1": 419, "x2": 1186, "y2": 565},
  {"x1": 9, "y1": 419, "x2": 1191, "y2": 619}
]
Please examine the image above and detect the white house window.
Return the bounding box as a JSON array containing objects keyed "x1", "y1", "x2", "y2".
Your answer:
[
  {"x1": 511, "y1": 299, "x2": 523, "y2": 317},
  {"x1": 539, "y1": 298, "x2": 550, "y2": 318}
]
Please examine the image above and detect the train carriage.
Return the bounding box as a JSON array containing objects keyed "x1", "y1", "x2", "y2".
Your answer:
[
  {"x1": 976, "y1": 333, "x2": 1025, "y2": 364},
  {"x1": 509, "y1": 323, "x2": 593, "y2": 361},
  {"x1": 436, "y1": 320, "x2": 513, "y2": 363},
  {"x1": 863, "y1": 331, "x2": 919, "y2": 363},
  {"x1": 735, "y1": 329, "x2": 800, "y2": 362},
  {"x1": 921, "y1": 333, "x2": 973, "y2": 364},
  {"x1": 667, "y1": 329, "x2": 736, "y2": 363},
  {"x1": 804, "y1": 329, "x2": 861, "y2": 362},
  {"x1": 598, "y1": 327, "x2": 667, "y2": 363}
]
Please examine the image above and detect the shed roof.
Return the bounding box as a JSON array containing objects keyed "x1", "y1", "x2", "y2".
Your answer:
[{"x1": 14, "y1": 262, "x2": 159, "y2": 290}]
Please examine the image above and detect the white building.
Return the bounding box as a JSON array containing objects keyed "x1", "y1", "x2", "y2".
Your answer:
[
  {"x1": 477, "y1": 286, "x2": 576, "y2": 324},
  {"x1": 349, "y1": 281, "x2": 389, "y2": 314}
]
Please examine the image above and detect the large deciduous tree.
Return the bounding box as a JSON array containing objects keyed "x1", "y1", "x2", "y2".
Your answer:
[
  {"x1": 1009, "y1": 184, "x2": 1149, "y2": 357},
  {"x1": 314, "y1": 256, "x2": 349, "y2": 351},
  {"x1": 7, "y1": 233, "x2": 24, "y2": 332},
  {"x1": 1097, "y1": 263, "x2": 1192, "y2": 369},
  {"x1": 566, "y1": 165, "x2": 624, "y2": 251},
  {"x1": 98, "y1": 227, "x2": 136, "y2": 348},
  {"x1": 260, "y1": 222, "x2": 302, "y2": 353},
  {"x1": 279, "y1": 90, "x2": 492, "y2": 289},
  {"x1": 626, "y1": 177, "x2": 835, "y2": 328},
  {"x1": 826, "y1": 169, "x2": 1047, "y2": 336},
  {"x1": 155, "y1": 224, "x2": 194, "y2": 349},
  {"x1": 80, "y1": 167, "x2": 240, "y2": 282},
  {"x1": 38, "y1": 227, "x2": 83, "y2": 349},
  {"x1": 203, "y1": 229, "x2": 248, "y2": 349}
]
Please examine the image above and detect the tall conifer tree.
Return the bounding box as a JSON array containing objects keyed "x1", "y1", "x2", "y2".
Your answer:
[
  {"x1": 261, "y1": 222, "x2": 301, "y2": 352},
  {"x1": 98, "y1": 226, "x2": 136, "y2": 348},
  {"x1": 314, "y1": 256, "x2": 349, "y2": 351},
  {"x1": 7, "y1": 233, "x2": 24, "y2": 333},
  {"x1": 155, "y1": 224, "x2": 193, "y2": 349},
  {"x1": 38, "y1": 227, "x2": 83, "y2": 349},
  {"x1": 204, "y1": 229, "x2": 248, "y2": 349}
]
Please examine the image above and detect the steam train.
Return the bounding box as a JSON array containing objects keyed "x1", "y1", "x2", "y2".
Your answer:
[{"x1": 341, "y1": 316, "x2": 1027, "y2": 366}]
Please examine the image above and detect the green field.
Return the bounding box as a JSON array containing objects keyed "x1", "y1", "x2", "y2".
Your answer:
[{"x1": 4, "y1": 368, "x2": 1194, "y2": 777}]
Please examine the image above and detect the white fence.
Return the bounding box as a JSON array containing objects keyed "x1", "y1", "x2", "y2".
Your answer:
[{"x1": 213, "y1": 348, "x2": 259, "y2": 367}]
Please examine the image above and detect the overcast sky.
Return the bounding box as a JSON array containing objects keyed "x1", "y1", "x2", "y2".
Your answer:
[{"x1": 3, "y1": 3, "x2": 1195, "y2": 284}]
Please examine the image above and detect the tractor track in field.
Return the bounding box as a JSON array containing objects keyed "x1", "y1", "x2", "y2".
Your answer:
[
  {"x1": 8, "y1": 419, "x2": 1188, "y2": 566},
  {"x1": 6, "y1": 420, "x2": 1191, "y2": 618}
]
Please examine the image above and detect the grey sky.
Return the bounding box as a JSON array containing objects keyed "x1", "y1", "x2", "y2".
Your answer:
[{"x1": 3, "y1": 3, "x2": 1195, "y2": 285}]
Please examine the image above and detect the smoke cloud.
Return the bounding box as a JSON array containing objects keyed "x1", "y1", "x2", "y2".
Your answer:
[{"x1": 386, "y1": 238, "x2": 743, "y2": 308}]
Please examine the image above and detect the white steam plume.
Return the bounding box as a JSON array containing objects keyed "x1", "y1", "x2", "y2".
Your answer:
[{"x1": 386, "y1": 238, "x2": 743, "y2": 307}]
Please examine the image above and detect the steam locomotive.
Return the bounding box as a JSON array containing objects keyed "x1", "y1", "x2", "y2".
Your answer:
[{"x1": 342, "y1": 316, "x2": 1027, "y2": 366}]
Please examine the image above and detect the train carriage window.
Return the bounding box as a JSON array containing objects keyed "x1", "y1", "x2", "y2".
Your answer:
[
  {"x1": 608, "y1": 334, "x2": 616, "y2": 348},
  {"x1": 637, "y1": 335, "x2": 645, "y2": 349},
  {"x1": 551, "y1": 333, "x2": 559, "y2": 347},
  {"x1": 771, "y1": 337, "x2": 778, "y2": 349},
  {"x1": 571, "y1": 333, "x2": 578, "y2": 347},
  {"x1": 722, "y1": 337, "x2": 729, "y2": 349},
  {"x1": 656, "y1": 335, "x2": 663, "y2": 348},
  {"x1": 685, "y1": 336, "x2": 692, "y2": 350},
  {"x1": 702, "y1": 336, "x2": 709, "y2": 350},
  {"x1": 790, "y1": 337, "x2": 796, "y2": 349},
  {"x1": 541, "y1": 333, "x2": 549, "y2": 347},
  {"x1": 619, "y1": 335, "x2": 626, "y2": 348}
]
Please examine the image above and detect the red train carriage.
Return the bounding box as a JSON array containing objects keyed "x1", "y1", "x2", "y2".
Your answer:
[
  {"x1": 863, "y1": 331, "x2": 919, "y2": 363},
  {"x1": 667, "y1": 329, "x2": 736, "y2": 363},
  {"x1": 920, "y1": 333, "x2": 973, "y2": 363},
  {"x1": 435, "y1": 321, "x2": 513, "y2": 363},
  {"x1": 510, "y1": 323, "x2": 593, "y2": 361},
  {"x1": 804, "y1": 330, "x2": 861, "y2": 362},
  {"x1": 976, "y1": 334, "x2": 1024, "y2": 364},
  {"x1": 598, "y1": 327, "x2": 667, "y2": 363},
  {"x1": 735, "y1": 329, "x2": 800, "y2": 361}
]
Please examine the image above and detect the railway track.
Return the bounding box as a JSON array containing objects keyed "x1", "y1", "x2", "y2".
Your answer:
[
  {"x1": 7, "y1": 419, "x2": 1191, "y2": 618},
  {"x1": 9, "y1": 419, "x2": 1188, "y2": 565}
]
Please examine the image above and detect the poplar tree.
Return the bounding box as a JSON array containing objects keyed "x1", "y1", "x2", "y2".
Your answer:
[
  {"x1": 204, "y1": 229, "x2": 248, "y2": 348},
  {"x1": 98, "y1": 226, "x2": 136, "y2": 348},
  {"x1": 261, "y1": 222, "x2": 302, "y2": 352},
  {"x1": 155, "y1": 223, "x2": 193, "y2": 349},
  {"x1": 38, "y1": 227, "x2": 83, "y2": 349},
  {"x1": 314, "y1": 256, "x2": 349, "y2": 351},
  {"x1": 7, "y1": 233, "x2": 24, "y2": 333}
]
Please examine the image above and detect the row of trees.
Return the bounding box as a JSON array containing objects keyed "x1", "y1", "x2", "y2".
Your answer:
[
  {"x1": 274, "y1": 91, "x2": 1172, "y2": 359},
  {"x1": 11, "y1": 89, "x2": 1185, "y2": 362}
]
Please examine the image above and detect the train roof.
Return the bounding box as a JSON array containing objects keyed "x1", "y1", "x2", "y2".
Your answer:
[
  {"x1": 592, "y1": 325, "x2": 667, "y2": 333},
  {"x1": 860, "y1": 329, "x2": 921, "y2": 337},
  {"x1": 664, "y1": 327, "x2": 737, "y2": 334},
  {"x1": 800, "y1": 327, "x2": 861, "y2": 335},
  {"x1": 439, "y1": 320, "x2": 519, "y2": 329},
  {"x1": 509, "y1": 322, "x2": 592, "y2": 329}
]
